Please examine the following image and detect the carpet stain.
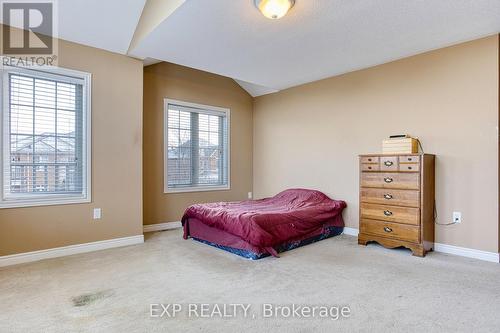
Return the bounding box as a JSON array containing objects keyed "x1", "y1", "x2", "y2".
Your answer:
[{"x1": 72, "y1": 290, "x2": 113, "y2": 307}]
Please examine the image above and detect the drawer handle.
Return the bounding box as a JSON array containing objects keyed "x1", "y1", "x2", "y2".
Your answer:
[
  {"x1": 383, "y1": 210, "x2": 393, "y2": 216},
  {"x1": 384, "y1": 161, "x2": 394, "y2": 166},
  {"x1": 384, "y1": 177, "x2": 393, "y2": 183},
  {"x1": 407, "y1": 158, "x2": 413, "y2": 161},
  {"x1": 384, "y1": 194, "x2": 393, "y2": 200},
  {"x1": 368, "y1": 158, "x2": 372, "y2": 162},
  {"x1": 368, "y1": 166, "x2": 372, "y2": 170},
  {"x1": 407, "y1": 166, "x2": 412, "y2": 170},
  {"x1": 384, "y1": 227, "x2": 393, "y2": 233}
]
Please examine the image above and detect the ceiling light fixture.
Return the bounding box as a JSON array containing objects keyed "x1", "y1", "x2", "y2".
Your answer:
[{"x1": 254, "y1": 0, "x2": 295, "y2": 20}]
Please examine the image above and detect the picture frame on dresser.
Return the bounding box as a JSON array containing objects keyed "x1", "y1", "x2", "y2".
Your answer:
[{"x1": 358, "y1": 154, "x2": 435, "y2": 257}]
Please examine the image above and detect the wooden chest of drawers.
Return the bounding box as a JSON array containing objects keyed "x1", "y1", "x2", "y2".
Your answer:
[{"x1": 358, "y1": 154, "x2": 435, "y2": 257}]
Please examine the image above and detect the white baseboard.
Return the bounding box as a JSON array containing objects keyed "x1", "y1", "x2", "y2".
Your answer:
[
  {"x1": 343, "y1": 227, "x2": 359, "y2": 236},
  {"x1": 143, "y1": 221, "x2": 182, "y2": 233},
  {"x1": 342, "y1": 227, "x2": 498, "y2": 263},
  {"x1": 0, "y1": 235, "x2": 144, "y2": 268},
  {"x1": 434, "y1": 243, "x2": 499, "y2": 263}
]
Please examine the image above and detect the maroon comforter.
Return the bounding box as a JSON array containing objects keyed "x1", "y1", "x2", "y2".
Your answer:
[{"x1": 182, "y1": 189, "x2": 346, "y2": 251}]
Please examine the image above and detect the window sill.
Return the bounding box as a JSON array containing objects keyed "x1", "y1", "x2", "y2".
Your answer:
[
  {"x1": 164, "y1": 185, "x2": 230, "y2": 194},
  {"x1": 0, "y1": 195, "x2": 91, "y2": 209}
]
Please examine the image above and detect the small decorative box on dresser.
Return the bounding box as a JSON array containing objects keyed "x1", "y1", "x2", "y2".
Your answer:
[{"x1": 358, "y1": 154, "x2": 435, "y2": 257}]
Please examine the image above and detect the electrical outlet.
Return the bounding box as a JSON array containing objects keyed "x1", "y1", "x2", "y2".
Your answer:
[
  {"x1": 93, "y1": 208, "x2": 102, "y2": 220},
  {"x1": 248, "y1": 192, "x2": 253, "y2": 199},
  {"x1": 453, "y1": 212, "x2": 461, "y2": 224}
]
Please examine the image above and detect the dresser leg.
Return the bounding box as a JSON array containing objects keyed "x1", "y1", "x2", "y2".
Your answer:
[
  {"x1": 410, "y1": 246, "x2": 425, "y2": 257},
  {"x1": 358, "y1": 237, "x2": 368, "y2": 246}
]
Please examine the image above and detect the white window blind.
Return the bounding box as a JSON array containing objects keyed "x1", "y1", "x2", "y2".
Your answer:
[
  {"x1": 1, "y1": 66, "x2": 91, "y2": 208},
  {"x1": 164, "y1": 100, "x2": 230, "y2": 192}
]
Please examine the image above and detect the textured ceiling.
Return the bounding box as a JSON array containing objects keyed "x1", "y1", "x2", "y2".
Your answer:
[
  {"x1": 129, "y1": 0, "x2": 500, "y2": 96},
  {"x1": 3, "y1": 0, "x2": 499, "y2": 96},
  {"x1": 57, "y1": 0, "x2": 147, "y2": 54}
]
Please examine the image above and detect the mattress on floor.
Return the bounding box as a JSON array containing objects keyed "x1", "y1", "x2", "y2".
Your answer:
[
  {"x1": 186, "y1": 214, "x2": 344, "y2": 260},
  {"x1": 182, "y1": 189, "x2": 347, "y2": 258}
]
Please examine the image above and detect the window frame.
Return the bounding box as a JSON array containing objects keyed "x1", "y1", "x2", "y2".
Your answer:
[
  {"x1": 163, "y1": 98, "x2": 230, "y2": 194},
  {"x1": 0, "y1": 64, "x2": 92, "y2": 209}
]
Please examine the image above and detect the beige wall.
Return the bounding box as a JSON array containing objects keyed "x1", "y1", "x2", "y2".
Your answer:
[
  {"x1": 1, "y1": 32, "x2": 496, "y2": 256},
  {"x1": 254, "y1": 35, "x2": 499, "y2": 252},
  {"x1": 0, "y1": 39, "x2": 144, "y2": 256},
  {"x1": 143, "y1": 63, "x2": 253, "y2": 225}
]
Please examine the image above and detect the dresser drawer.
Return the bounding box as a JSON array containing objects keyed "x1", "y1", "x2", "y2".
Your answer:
[
  {"x1": 360, "y1": 219, "x2": 420, "y2": 243},
  {"x1": 361, "y1": 164, "x2": 379, "y2": 171},
  {"x1": 361, "y1": 156, "x2": 379, "y2": 164},
  {"x1": 360, "y1": 172, "x2": 420, "y2": 190},
  {"x1": 380, "y1": 156, "x2": 398, "y2": 171},
  {"x1": 360, "y1": 203, "x2": 420, "y2": 225},
  {"x1": 360, "y1": 188, "x2": 420, "y2": 207},
  {"x1": 399, "y1": 155, "x2": 420, "y2": 164},
  {"x1": 399, "y1": 163, "x2": 419, "y2": 172}
]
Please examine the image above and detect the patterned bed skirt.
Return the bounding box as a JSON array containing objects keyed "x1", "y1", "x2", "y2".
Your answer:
[{"x1": 192, "y1": 226, "x2": 344, "y2": 260}]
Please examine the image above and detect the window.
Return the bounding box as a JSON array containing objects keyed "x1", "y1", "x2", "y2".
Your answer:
[
  {"x1": 164, "y1": 99, "x2": 230, "y2": 193},
  {"x1": 1, "y1": 65, "x2": 91, "y2": 208}
]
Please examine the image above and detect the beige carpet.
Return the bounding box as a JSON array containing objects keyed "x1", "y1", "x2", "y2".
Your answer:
[{"x1": 1, "y1": 229, "x2": 500, "y2": 332}]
